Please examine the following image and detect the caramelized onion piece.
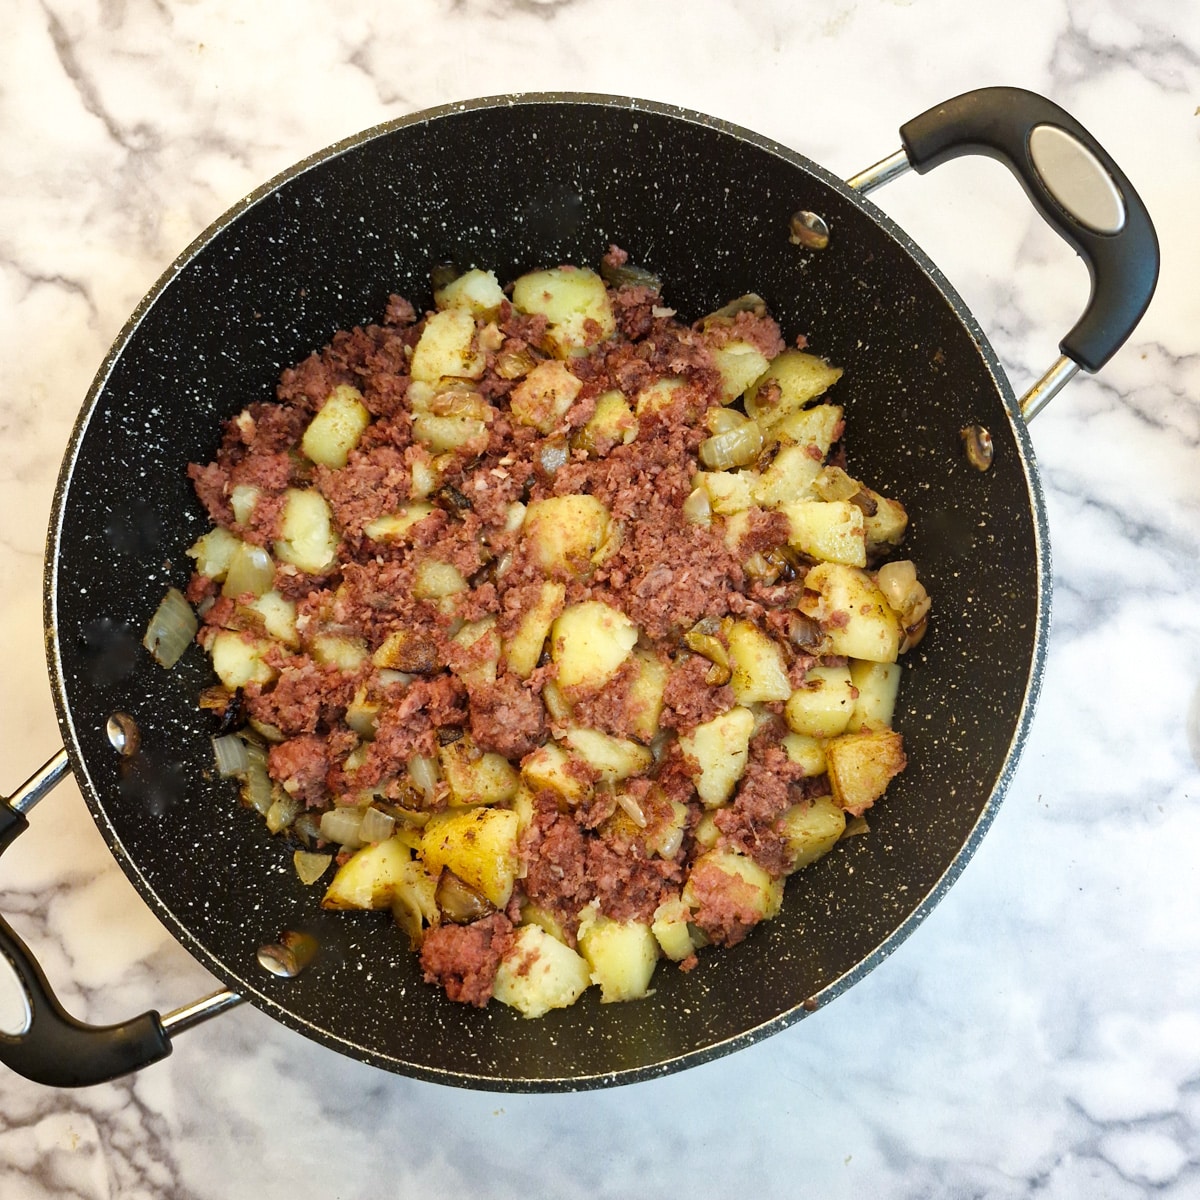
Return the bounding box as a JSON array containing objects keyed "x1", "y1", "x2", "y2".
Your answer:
[{"x1": 436, "y1": 870, "x2": 494, "y2": 924}]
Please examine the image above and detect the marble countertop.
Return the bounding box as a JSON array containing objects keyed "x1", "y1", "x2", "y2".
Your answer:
[{"x1": 2, "y1": 1, "x2": 1197, "y2": 1196}]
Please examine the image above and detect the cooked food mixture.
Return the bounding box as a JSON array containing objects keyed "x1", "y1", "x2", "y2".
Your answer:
[{"x1": 178, "y1": 249, "x2": 930, "y2": 1017}]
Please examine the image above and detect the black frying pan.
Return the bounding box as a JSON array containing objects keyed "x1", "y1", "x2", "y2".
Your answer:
[{"x1": 0, "y1": 88, "x2": 1157, "y2": 1090}]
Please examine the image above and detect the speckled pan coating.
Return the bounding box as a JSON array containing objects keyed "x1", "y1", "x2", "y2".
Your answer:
[{"x1": 44, "y1": 95, "x2": 1050, "y2": 1091}]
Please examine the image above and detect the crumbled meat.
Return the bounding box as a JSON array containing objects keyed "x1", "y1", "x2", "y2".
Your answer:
[{"x1": 419, "y1": 913, "x2": 515, "y2": 1006}]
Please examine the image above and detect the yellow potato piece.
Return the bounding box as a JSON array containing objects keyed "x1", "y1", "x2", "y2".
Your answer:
[{"x1": 418, "y1": 807, "x2": 521, "y2": 908}]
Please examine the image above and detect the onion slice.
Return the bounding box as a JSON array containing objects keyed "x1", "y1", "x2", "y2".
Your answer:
[
  {"x1": 143, "y1": 587, "x2": 198, "y2": 668},
  {"x1": 211, "y1": 734, "x2": 251, "y2": 778}
]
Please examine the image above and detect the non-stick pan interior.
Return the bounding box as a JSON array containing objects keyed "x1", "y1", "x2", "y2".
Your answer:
[{"x1": 46, "y1": 95, "x2": 1048, "y2": 1089}]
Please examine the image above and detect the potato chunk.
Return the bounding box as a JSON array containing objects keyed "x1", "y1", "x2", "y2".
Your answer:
[
  {"x1": 210, "y1": 629, "x2": 275, "y2": 688},
  {"x1": 825, "y1": 728, "x2": 906, "y2": 816},
  {"x1": 522, "y1": 494, "x2": 613, "y2": 579},
  {"x1": 509, "y1": 359, "x2": 583, "y2": 433},
  {"x1": 410, "y1": 307, "x2": 485, "y2": 382},
  {"x1": 848, "y1": 659, "x2": 902, "y2": 731},
  {"x1": 434, "y1": 268, "x2": 506, "y2": 318},
  {"x1": 550, "y1": 600, "x2": 638, "y2": 690},
  {"x1": 418, "y1": 808, "x2": 521, "y2": 908},
  {"x1": 321, "y1": 836, "x2": 413, "y2": 911},
  {"x1": 679, "y1": 705, "x2": 754, "y2": 807},
  {"x1": 511, "y1": 266, "x2": 615, "y2": 357},
  {"x1": 782, "y1": 500, "x2": 867, "y2": 568},
  {"x1": 363, "y1": 502, "x2": 437, "y2": 543},
  {"x1": 275, "y1": 488, "x2": 337, "y2": 574},
  {"x1": 710, "y1": 340, "x2": 771, "y2": 404},
  {"x1": 784, "y1": 664, "x2": 856, "y2": 738},
  {"x1": 503, "y1": 581, "x2": 567, "y2": 680},
  {"x1": 438, "y1": 734, "x2": 520, "y2": 807},
  {"x1": 744, "y1": 349, "x2": 843, "y2": 428},
  {"x1": 520, "y1": 740, "x2": 592, "y2": 804},
  {"x1": 778, "y1": 794, "x2": 846, "y2": 872},
  {"x1": 301, "y1": 384, "x2": 371, "y2": 468},
  {"x1": 577, "y1": 908, "x2": 659, "y2": 1003},
  {"x1": 682, "y1": 848, "x2": 784, "y2": 929},
  {"x1": 493, "y1": 924, "x2": 592, "y2": 1019},
  {"x1": 799, "y1": 562, "x2": 901, "y2": 663},
  {"x1": 727, "y1": 620, "x2": 792, "y2": 704},
  {"x1": 560, "y1": 728, "x2": 653, "y2": 783}
]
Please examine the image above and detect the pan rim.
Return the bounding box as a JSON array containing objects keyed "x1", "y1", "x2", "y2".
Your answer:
[{"x1": 42, "y1": 92, "x2": 1052, "y2": 1091}]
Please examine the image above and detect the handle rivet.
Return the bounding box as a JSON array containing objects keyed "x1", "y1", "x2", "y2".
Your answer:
[
  {"x1": 789, "y1": 210, "x2": 830, "y2": 250},
  {"x1": 105, "y1": 713, "x2": 141, "y2": 757},
  {"x1": 257, "y1": 930, "x2": 319, "y2": 978},
  {"x1": 960, "y1": 425, "x2": 994, "y2": 472}
]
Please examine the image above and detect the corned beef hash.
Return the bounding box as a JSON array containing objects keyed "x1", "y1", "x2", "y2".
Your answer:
[{"x1": 163, "y1": 250, "x2": 931, "y2": 1016}]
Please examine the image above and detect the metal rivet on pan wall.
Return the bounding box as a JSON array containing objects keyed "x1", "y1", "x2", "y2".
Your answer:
[
  {"x1": 789, "y1": 210, "x2": 830, "y2": 250},
  {"x1": 257, "y1": 930, "x2": 319, "y2": 978},
  {"x1": 960, "y1": 424, "x2": 995, "y2": 471},
  {"x1": 105, "y1": 712, "x2": 140, "y2": 756}
]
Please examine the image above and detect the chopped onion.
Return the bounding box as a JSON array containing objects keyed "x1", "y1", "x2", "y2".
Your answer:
[
  {"x1": 143, "y1": 587, "x2": 198, "y2": 668},
  {"x1": 407, "y1": 754, "x2": 439, "y2": 804},
  {"x1": 682, "y1": 487, "x2": 712, "y2": 526},
  {"x1": 293, "y1": 850, "x2": 332, "y2": 885},
  {"x1": 655, "y1": 824, "x2": 684, "y2": 860},
  {"x1": 211, "y1": 734, "x2": 251, "y2": 778},
  {"x1": 876, "y1": 559, "x2": 918, "y2": 610},
  {"x1": 319, "y1": 806, "x2": 365, "y2": 848},
  {"x1": 266, "y1": 791, "x2": 300, "y2": 834},
  {"x1": 358, "y1": 805, "x2": 396, "y2": 844},
  {"x1": 616, "y1": 791, "x2": 647, "y2": 828},
  {"x1": 705, "y1": 406, "x2": 749, "y2": 436},
  {"x1": 539, "y1": 439, "x2": 570, "y2": 475},
  {"x1": 241, "y1": 760, "x2": 274, "y2": 816},
  {"x1": 222, "y1": 542, "x2": 275, "y2": 599},
  {"x1": 699, "y1": 422, "x2": 763, "y2": 470}
]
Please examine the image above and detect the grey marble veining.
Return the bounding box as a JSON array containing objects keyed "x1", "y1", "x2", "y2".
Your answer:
[{"x1": 2, "y1": 0, "x2": 1198, "y2": 1196}]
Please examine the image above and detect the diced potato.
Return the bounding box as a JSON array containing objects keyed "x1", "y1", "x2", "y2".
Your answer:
[
  {"x1": 695, "y1": 470, "x2": 756, "y2": 515},
  {"x1": 411, "y1": 411, "x2": 489, "y2": 452},
  {"x1": 651, "y1": 896, "x2": 701, "y2": 962},
  {"x1": 210, "y1": 630, "x2": 275, "y2": 688},
  {"x1": 510, "y1": 785, "x2": 537, "y2": 834},
  {"x1": 363, "y1": 502, "x2": 437, "y2": 543},
  {"x1": 744, "y1": 350, "x2": 843, "y2": 428},
  {"x1": 418, "y1": 807, "x2": 521, "y2": 908},
  {"x1": 511, "y1": 266, "x2": 615, "y2": 357},
  {"x1": 752, "y1": 444, "x2": 824, "y2": 508},
  {"x1": 682, "y1": 848, "x2": 784, "y2": 925},
  {"x1": 492, "y1": 924, "x2": 591, "y2": 1019},
  {"x1": 625, "y1": 649, "x2": 670, "y2": 743},
  {"x1": 522, "y1": 494, "x2": 613, "y2": 579},
  {"x1": 693, "y1": 812, "x2": 721, "y2": 850},
  {"x1": 560, "y1": 728, "x2": 652, "y2": 783},
  {"x1": 573, "y1": 389, "x2": 636, "y2": 456},
  {"x1": 825, "y1": 728, "x2": 906, "y2": 816},
  {"x1": 781, "y1": 731, "x2": 826, "y2": 776},
  {"x1": 301, "y1": 384, "x2": 371, "y2": 469},
  {"x1": 434, "y1": 268, "x2": 506, "y2": 318},
  {"x1": 275, "y1": 488, "x2": 337, "y2": 575},
  {"x1": 865, "y1": 493, "x2": 909, "y2": 551},
  {"x1": 245, "y1": 590, "x2": 298, "y2": 645},
  {"x1": 509, "y1": 359, "x2": 583, "y2": 434},
  {"x1": 577, "y1": 908, "x2": 659, "y2": 1003},
  {"x1": 503, "y1": 581, "x2": 566, "y2": 679},
  {"x1": 188, "y1": 526, "x2": 240, "y2": 581},
  {"x1": 346, "y1": 685, "x2": 382, "y2": 739},
  {"x1": 410, "y1": 307, "x2": 485, "y2": 382},
  {"x1": 635, "y1": 375, "x2": 688, "y2": 416},
  {"x1": 679, "y1": 705, "x2": 754, "y2": 807},
  {"x1": 778, "y1": 794, "x2": 846, "y2": 872},
  {"x1": 390, "y1": 860, "x2": 441, "y2": 948},
  {"x1": 710, "y1": 341, "x2": 771, "y2": 404},
  {"x1": 540, "y1": 678, "x2": 573, "y2": 723},
  {"x1": 727, "y1": 620, "x2": 792, "y2": 704},
  {"x1": 550, "y1": 600, "x2": 638, "y2": 690},
  {"x1": 784, "y1": 664, "x2": 856, "y2": 738},
  {"x1": 800, "y1": 562, "x2": 901, "y2": 663},
  {"x1": 848, "y1": 659, "x2": 902, "y2": 731},
  {"x1": 782, "y1": 500, "x2": 867, "y2": 567},
  {"x1": 371, "y1": 627, "x2": 443, "y2": 673},
  {"x1": 413, "y1": 559, "x2": 468, "y2": 600},
  {"x1": 448, "y1": 617, "x2": 501, "y2": 688},
  {"x1": 310, "y1": 633, "x2": 368, "y2": 672},
  {"x1": 230, "y1": 484, "x2": 260, "y2": 526},
  {"x1": 438, "y1": 734, "x2": 520, "y2": 807},
  {"x1": 321, "y1": 836, "x2": 413, "y2": 910},
  {"x1": 768, "y1": 404, "x2": 844, "y2": 459},
  {"x1": 521, "y1": 740, "x2": 592, "y2": 804},
  {"x1": 520, "y1": 901, "x2": 569, "y2": 944}
]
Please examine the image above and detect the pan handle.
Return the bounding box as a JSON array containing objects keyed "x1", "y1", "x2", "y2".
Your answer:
[
  {"x1": 849, "y1": 86, "x2": 1159, "y2": 385},
  {"x1": 0, "y1": 751, "x2": 241, "y2": 1087}
]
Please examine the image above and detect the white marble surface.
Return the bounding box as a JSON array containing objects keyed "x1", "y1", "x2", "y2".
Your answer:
[{"x1": 1, "y1": 0, "x2": 1198, "y2": 1195}]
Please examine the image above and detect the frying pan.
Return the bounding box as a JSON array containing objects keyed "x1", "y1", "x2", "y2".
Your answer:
[{"x1": 0, "y1": 87, "x2": 1157, "y2": 1090}]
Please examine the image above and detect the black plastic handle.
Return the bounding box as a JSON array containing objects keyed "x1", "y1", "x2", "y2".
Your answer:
[
  {"x1": 899, "y1": 86, "x2": 1159, "y2": 373},
  {"x1": 0, "y1": 803, "x2": 172, "y2": 1087}
]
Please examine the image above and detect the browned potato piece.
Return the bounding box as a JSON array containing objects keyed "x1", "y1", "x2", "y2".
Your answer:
[{"x1": 825, "y1": 728, "x2": 907, "y2": 816}]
